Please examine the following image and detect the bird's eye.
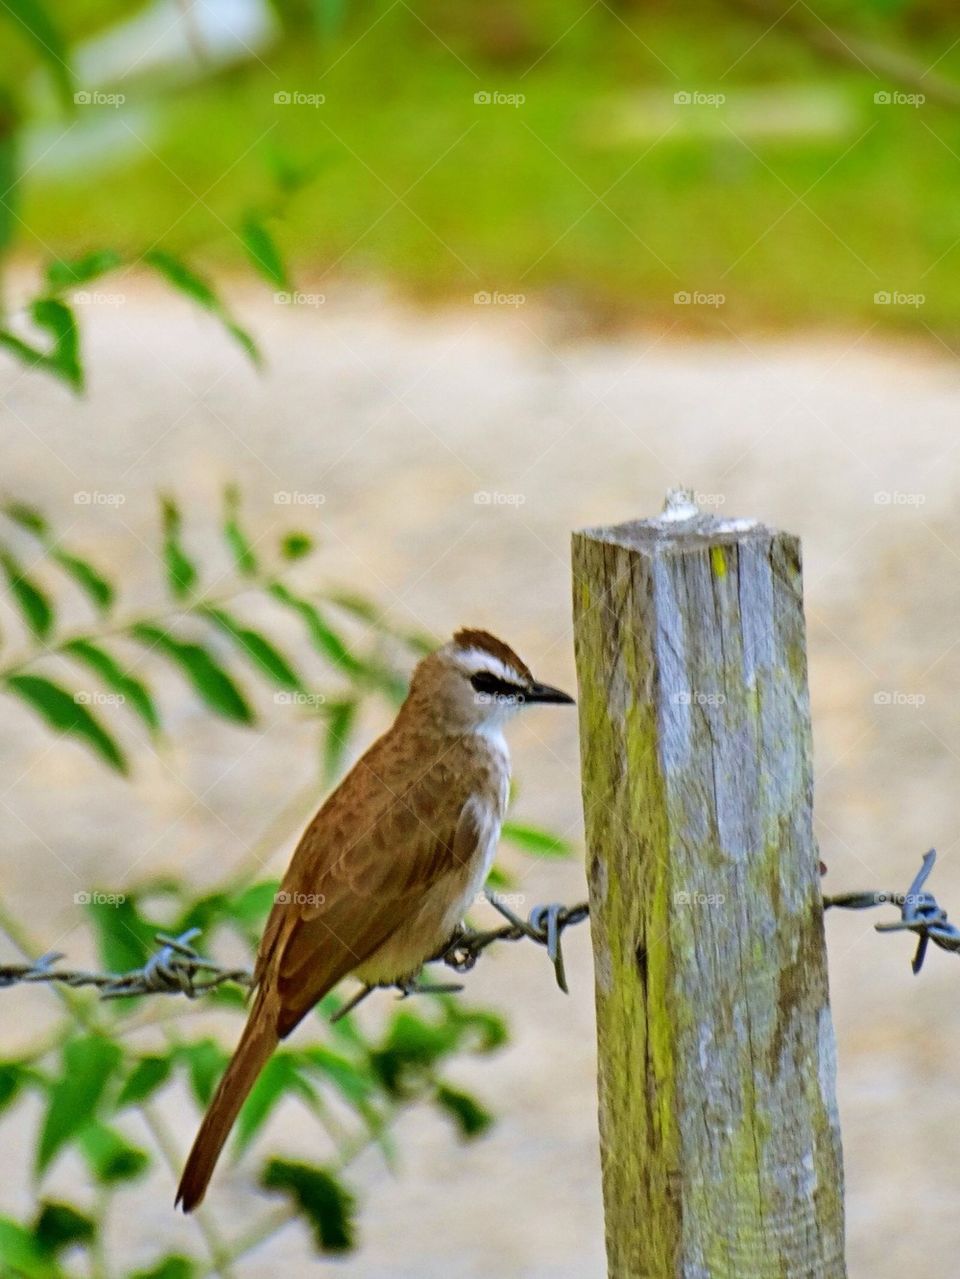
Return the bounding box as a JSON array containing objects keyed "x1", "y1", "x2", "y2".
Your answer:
[{"x1": 470, "y1": 671, "x2": 522, "y2": 698}]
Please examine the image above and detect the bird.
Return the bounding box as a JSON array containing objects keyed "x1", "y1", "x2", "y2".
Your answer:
[{"x1": 175, "y1": 627, "x2": 574, "y2": 1211}]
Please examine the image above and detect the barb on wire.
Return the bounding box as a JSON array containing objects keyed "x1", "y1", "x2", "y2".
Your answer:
[
  {"x1": 0, "y1": 893, "x2": 591, "y2": 1020},
  {"x1": 824, "y1": 848, "x2": 959, "y2": 974},
  {"x1": 329, "y1": 891, "x2": 590, "y2": 1021},
  {"x1": 0, "y1": 928, "x2": 252, "y2": 1000}
]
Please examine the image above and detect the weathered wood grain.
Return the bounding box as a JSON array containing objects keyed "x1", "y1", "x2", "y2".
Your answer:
[{"x1": 572, "y1": 507, "x2": 845, "y2": 1279}]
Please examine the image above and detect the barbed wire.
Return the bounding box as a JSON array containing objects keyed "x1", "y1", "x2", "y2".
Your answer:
[
  {"x1": 0, "y1": 892, "x2": 591, "y2": 1018},
  {"x1": 823, "y1": 848, "x2": 959, "y2": 974},
  {"x1": 8, "y1": 850, "x2": 946, "y2": 1019}
]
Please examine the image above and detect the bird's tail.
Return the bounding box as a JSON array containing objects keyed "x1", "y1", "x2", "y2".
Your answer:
[{"x1": 176, "y1": 986, "x2": 279, "y2": 1212}]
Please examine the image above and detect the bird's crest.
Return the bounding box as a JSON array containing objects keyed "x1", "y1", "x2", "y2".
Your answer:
[{"x1": 452, "y1": 628, "x2": 532, "y2": 682}]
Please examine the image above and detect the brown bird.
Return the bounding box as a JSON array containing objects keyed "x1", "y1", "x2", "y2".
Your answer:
[{"x1": 176, "y1": 628, "x2": 574, "y2": 1211}]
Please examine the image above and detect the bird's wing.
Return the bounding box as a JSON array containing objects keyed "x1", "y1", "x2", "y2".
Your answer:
[{"x1": 258, "y1": 787, "x2": 492, "y2": 1039}]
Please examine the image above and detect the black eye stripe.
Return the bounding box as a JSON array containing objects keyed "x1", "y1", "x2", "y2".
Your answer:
[{"x1": 470, "y1": 671, "x2": 524, "y2": 698}]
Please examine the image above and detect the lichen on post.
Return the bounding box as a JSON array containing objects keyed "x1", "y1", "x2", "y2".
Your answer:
[{"x1": 572, "y1": 491, "x2": 846, "y2": 1279}]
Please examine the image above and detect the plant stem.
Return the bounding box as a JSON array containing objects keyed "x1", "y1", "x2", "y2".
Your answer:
[{"x1": 139, "y1": 1098, "x2": 237, "y2": 1279}]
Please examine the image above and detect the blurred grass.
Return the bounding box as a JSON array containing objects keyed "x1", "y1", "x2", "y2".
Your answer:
[{"x1": 11, "y1": 0, "x2": 960, "y2": 335}]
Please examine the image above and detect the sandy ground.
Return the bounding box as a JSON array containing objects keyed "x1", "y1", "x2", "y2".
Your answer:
[{"x1": 2, "y1": 283, "x2": 960, "y2": 1276}]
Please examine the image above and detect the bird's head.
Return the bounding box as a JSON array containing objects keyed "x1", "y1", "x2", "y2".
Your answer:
[{"x1": 406, "y1": 628, "x2": 574, "y2": 736}]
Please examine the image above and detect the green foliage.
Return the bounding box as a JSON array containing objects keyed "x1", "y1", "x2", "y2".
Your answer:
[
  {"x1": 261, "y1": 1159, "x2": 356, "y2": 1253},
  {"x1": 0, "y1": 493, "x2": 572, "y2": 1274},
  {"x1": 37, "y1": 1034, "x2": 122, "y2": 1173}
]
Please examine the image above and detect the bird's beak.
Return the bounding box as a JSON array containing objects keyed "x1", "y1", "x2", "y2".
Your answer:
[{"x1": 525, "y1": 681, "x2": 575, "y2": 705}]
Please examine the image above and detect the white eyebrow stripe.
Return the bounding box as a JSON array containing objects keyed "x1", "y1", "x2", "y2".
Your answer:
[{"x1": 455, "y1": 649, "x2": 524, "y2": 685}]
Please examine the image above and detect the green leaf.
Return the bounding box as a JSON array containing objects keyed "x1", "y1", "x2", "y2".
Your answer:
[
  {"x1": 117, "y1": 1055, "x2": 171, "y2": 1108},
  {"x1": 434, "y1": 1083, "x2": 493, "y2": 1139},
  {"x1": 269, "y1": 584, "x2": 363, "y2": 676},
  {"x1": 160, "y1": 497, "x2": 198, "y2": 600},
  {"x1": 0, "y1": 1215, "x2": 62, "y2": 1279},
  {"x1": 0, "y1": 1062, "x2": 27, "y2": 1114},
  {"x1": 45, "y1": 249, "x2": 122, "y2": 290},
  {"x1": 201, "y1": 607, "x2": 304, "y2": 691},
  {"x1": 63, "y1": 638, "x2": 159, "y2": 731},
  {"x1": 6, "y1": 674, "x2": 126, "y2": 772},
  {"x1": 0, "y1": 310, "x2": 84, "y2": 389},
  {"x1": 34, "y1": 1202, "x2": 96, "y2": 1257},
  {"x1": 321, "y1": 698, "x2": 356, "y2": 783},
  {"x1": 280, "y1": 531, "x2": 313, "y2": 561},
  {"x1": 78, "y1": 1121, "x2": 149, "y2": 1184},
  {"x1": 180, "y1": 1039, "x2": 229, "y2": 1108},
  {"x1": 131, "y1": 625, "x2": 253, "y2": 724},
  {"x1": 86, "y1": 893, "x2": 153, "y2": 973},
  {"x1": 51, "y1": 549, "x2": 114, "y2": 613},
  {"x1": 260, "y1": 1159, "x2": 356, "y2": 1254},
  {"x1": 2, "y1": 0, "x2": 73, "y2": 109},
  {"x1": 222, "y1": 485, "x2": 257, "y2": 575},
  {"x1": 144, "y1": 250, "x2": 260, "y2": 366},
  {"x1": 2, "y1": 501, "x2": 47, "y2": 536},
  {"x1": 228, "y1": 879, "x2": 279, "y2": 932},
  {"x1": 37, "y1": 1035, "x2": 122, "y2": 1173},
  {"x1": 0, "y1": 549, "x2": 54, "y2": 638},
  {"x1": 501, "y1": 821, "x2": 572, "y2": 858},
  {"x1": 235, "y1": 1053, "x2": 315, "y2": 1156},
  {"x1": 130, "y1": 1257, "x2": 196, "y2": 1279},
  {"x1": 240, "y1": 213, "x2": 288, "y2": 289}
]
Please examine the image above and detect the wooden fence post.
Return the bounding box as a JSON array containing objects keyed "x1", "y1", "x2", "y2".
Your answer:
[{"x1": 571, "y1": 491, "x2": 846, "y2": 1279}]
